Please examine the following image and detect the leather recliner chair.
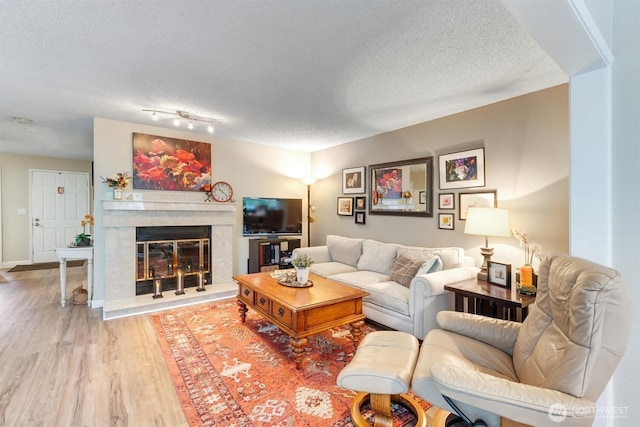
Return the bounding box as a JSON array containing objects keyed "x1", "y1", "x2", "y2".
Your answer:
[{"x1": 411, "y1": 254, "x2": 632, "y2": 426}]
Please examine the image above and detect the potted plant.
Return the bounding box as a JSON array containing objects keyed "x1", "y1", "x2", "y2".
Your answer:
[
  {"x1": 291, "y1": 253, "x2": 314, "y2": 285},
  {"x1": 102, "y1": 172, "x2": 130, "y2": 200},
  {"x1": 74, "y1": 214, "x2": 94, "y2": 246}
]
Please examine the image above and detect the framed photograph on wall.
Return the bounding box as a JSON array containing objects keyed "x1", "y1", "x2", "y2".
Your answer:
[
  {"x1": 419, "y1": 191, "x2": 426, "y2": 204},
  {"x1": 438, "y1": 213, "x2": 454, "y2": 230},
  {"x1": 337, "y1": 197, "x2": 354, "y2": 216},
  {"x1": 439, "y1": 193, "x2": 455, "y2": 210},
  {"x1": 132, "y1": 133, "x2": 211, "y2": 191},
  {"x1": 355, "y1": 196, "x2": 366, "y2": 210},
  {"x1": 487, "y1": 261, "x2": 512, "y2": 288},
  {"x1": 342, "y1": 166, "x2": 365, "y2": 194},
  {"x1": 438, "y1": 147, "x2": 485, "y2": 190},
  {"x1": 459, "y1": 190, "x2": 497, "y2": 220},
  {"x1": 355, "y1": 211, "x2": 366, "y2": 224}
]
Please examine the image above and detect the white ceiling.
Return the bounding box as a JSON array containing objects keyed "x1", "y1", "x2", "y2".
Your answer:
[{"x1": 0, "y1": 0, "x2": 567, "y2": 160}]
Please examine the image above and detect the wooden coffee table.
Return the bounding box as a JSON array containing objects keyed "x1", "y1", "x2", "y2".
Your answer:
[{"x1": 234, "y1": 272, "x2": 369, "y2": 369}]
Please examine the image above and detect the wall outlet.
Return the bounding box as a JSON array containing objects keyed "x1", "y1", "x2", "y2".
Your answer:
[{"x1": 17, "y1": 208, "x2": 27, "y2": 215}]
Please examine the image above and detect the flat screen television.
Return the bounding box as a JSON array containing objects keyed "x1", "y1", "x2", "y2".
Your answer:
[{"x1": 242, "y1": 197, "x2": 303, "y2": 237}]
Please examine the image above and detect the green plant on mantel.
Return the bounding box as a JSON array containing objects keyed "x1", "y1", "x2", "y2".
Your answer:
[{"x1": 291, "y1": 253, "x2": 314, "y2": 269}]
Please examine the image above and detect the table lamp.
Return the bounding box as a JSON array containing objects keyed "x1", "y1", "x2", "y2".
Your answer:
[{"x1": 464, "y1": 207, "x2": 511, "y2": 281}]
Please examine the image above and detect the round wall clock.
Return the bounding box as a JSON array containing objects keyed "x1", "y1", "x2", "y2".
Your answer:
[{"x1": 211, "y1": 181, "x2": 233, "y2": 202}]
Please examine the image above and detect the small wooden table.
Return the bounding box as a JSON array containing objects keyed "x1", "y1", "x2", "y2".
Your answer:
[
  {"x1": 445, "y1": 279, "x2": 535, "y2": 322},
  {"x1": 234, "y1": 272, "x2": 369, "y2": 369},
  {"x1": 55, "y1": 246, "x2": 94, "y2": 307}
]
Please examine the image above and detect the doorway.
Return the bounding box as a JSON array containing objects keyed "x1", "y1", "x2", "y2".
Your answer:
[{"x1": 31, "y1": 170, "x2": 90, "y2": 263}]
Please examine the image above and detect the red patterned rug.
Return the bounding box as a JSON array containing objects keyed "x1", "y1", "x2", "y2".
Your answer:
[{"x1": 151, "y1": 299, "x2": 430, "y2": 426}]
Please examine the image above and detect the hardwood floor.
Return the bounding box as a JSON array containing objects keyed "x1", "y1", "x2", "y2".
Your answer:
[{"x1": 0, "y1": 265, "x2": 188, "y2": 426}]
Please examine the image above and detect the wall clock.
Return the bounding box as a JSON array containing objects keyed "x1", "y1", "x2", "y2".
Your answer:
[{"x1": 210, "y1": 181, "x2": 233, "y2": 202}]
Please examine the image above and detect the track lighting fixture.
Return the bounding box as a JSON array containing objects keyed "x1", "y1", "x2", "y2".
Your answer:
[{"x1": 143, "y1": 109, "x2": 219, "y2": 134}]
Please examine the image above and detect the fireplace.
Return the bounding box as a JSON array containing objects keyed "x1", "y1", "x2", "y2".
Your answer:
[
  {"x1": 136, "y1": 226, "x2": 212, "y2": 295},
  {"x1": 102, "y1": 197, "x2": 235, "y2": 312}
]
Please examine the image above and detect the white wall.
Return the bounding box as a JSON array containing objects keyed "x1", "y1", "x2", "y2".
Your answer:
[{"x1": 92, "y1": 118, "x2": 310, "y2": 303}]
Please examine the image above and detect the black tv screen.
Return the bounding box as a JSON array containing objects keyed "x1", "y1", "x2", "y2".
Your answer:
[{"x1": 243, "y1": 197, "x2": 303, "y2": 237}]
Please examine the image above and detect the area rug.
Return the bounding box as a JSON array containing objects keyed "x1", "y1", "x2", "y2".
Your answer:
[
  {"x1": 8, "y1": 260, "x2": 85, "y2": 272},
  {"x1": 152, "y1": 300, "x2": 430, "y2": 426}
]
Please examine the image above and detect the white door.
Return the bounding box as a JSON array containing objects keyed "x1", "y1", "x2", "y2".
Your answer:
[{"x1": 31, "y1": 170, "x2": 90, "y2": 263}]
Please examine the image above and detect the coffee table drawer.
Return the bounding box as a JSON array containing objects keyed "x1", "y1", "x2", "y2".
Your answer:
[
  {"x1": 272, "y1": 301, "x2": 293, "y2": 327},
  {"x1": 255, "y1": 292, "x2": 271, "y2": 312},
  {"x1": 239, "y1": 284, "x2": 254, "y2": 302}
]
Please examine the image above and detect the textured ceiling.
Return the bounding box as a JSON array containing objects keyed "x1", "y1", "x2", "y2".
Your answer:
[{"x1": 0, "y1": 0, "x2": 567, "y2": 160}]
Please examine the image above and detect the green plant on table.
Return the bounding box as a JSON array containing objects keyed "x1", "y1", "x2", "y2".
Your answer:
[{"x1": 291, "y1": 253, "x2": 314, "y2": 269}]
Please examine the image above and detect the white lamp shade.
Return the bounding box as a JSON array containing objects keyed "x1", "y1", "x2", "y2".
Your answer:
[{"x1": 464, "y1": 207, "x2": 511, "y2": 237}]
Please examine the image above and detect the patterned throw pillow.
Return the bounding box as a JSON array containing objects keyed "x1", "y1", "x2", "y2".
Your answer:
[{"x1": 389, "y1": 254, "x2": 425, "y2": 287}]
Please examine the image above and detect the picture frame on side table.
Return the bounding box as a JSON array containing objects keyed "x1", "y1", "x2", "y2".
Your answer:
[
  {"x1": 355, "y1": 196, "x2": 366, "y2": 210},
  {"x1": 337, "y1": 197, "x2": 354, "y2": 216},
  {"x1": 439, "y1": 192, "x2": 455, "y2": 210},
  {"x1": 342, "y1": 166, "x2": 366, "y2": 194},
  {"x1": 355, "y1": 211, "x2": 366, "y2": 224},
  {"x1": 459, "y1": 190, "x2": 497, "y2": 220},
  {"x1": 438, "y1": 213, "x2": 454, "y2": 230},
  {"x1": 487, "y1": 261, "x2": 512, "y2": 288},
  {"x1": 438, "y1": 147, "x2": 485, "y2": 190}
]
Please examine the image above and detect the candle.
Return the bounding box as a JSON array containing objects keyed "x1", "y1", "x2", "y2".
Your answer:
[
  {"x1": 153, "y1": 276, "x2": 163, "y2": 299},
  {"x1": 196, "y1": 269, "x2": 206, "y2": 292},
  {"x1": 520, "y1": 265, "x2": 533, "y2": 287},
  {"x1": 175, "y1": 270, "x2": 185, "y2": 295}
]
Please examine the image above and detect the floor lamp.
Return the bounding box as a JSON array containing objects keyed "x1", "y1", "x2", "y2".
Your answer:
[
  {"x1": 302, "y1": 177, "x2": 316, "y2": 247},
  {"x1": 464, "y1": 207, "x2": 511, "y2": 281}
]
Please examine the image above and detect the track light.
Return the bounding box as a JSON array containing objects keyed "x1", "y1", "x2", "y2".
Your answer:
[{"x1": 143, "y1": 108, "x2": 219, "y2": 134}]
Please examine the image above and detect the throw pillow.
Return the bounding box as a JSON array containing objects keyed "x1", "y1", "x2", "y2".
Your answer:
[
  {"x1": 389, "y1": 254, "x2": 425, "y2": 287},
  {"x1": 357, "y1": 239, "x2": 399, "y2": 275},
  {"x1": 416, "y1": 255, "x2": 443, "y2": 276}
]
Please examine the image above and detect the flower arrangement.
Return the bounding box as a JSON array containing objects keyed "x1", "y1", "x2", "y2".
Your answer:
[
  {"x1": 512, "y1": 227, "x2": 544, "y2": 266},
  {"x1": 291, "y1": 253, "x2": 314, "y2": 269},
  {"x1": 103, "y1": 172, "x2": 130, "y2": 189},
  {"x1": 75, "y1": 214, "x2": 94, "y2": 246}
]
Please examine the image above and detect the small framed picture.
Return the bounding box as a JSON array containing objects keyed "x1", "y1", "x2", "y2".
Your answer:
[
  {"x1": 355, "y1": 211, "x2": 366, "y2": 224},
  {"x1": 419, "y1": 191, "x2": 426, "y2": 204},
  {"x1": 438, "y1": 213, "x2": 454, "y2": 230},
  {"x1": 355, "y1": 196, "x2": 366, "y2": 210},
  {"x1": 438, "y1": 147, "x2": 486, "y2": 190},
  {"x1": 487, "y1": 261, "x2": 512, "y2": 288},
  {"x1": 439, "y1": 193, "x2": 455, "y2": 210},
  {"x1": 342, "y1": 166, "x2": 365, "y2": 194},
  {"x1": 459, "y1": 190, "x2": 497, "y2": 220},
  {"x1": 337, "y1": 197, "x2": 354, "y2": 216}
]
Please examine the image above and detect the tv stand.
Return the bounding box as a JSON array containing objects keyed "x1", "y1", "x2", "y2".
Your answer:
[{"x1": 248, "y1": 237, "x2": 301, "y2": 273}]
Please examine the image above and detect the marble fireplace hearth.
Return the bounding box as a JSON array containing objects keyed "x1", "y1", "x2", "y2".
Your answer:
[{"x1": 101, "y1": 198, "x2": 237, "y2": 319}]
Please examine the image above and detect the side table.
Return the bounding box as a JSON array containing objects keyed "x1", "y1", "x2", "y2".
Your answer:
[
  {"x1": 55, "y1": 246, "x2": 94, "y2": 307},
  {"x1": 444, "y1": 279, "x2": 535, "y2": 322}
]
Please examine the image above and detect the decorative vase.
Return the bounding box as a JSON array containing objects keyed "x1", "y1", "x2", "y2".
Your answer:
[
  {"x1": 113, "y1": 188, "x2": 123, "y2": 200},
  {"x1": 296, "y1": 267, "x2": 309, "y2": 285}
]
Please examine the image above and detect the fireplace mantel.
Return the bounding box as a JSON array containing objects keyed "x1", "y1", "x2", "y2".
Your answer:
[{"x1": 103, "y1": 200, "x2": 236, "y2": 212}]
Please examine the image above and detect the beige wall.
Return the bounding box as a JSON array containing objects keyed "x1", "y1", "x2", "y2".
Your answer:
[
  {"x1": 310, "y1": 84, "x2": 569, "y2": 270},
  {"x1": 91, "y1": 118, "x2": 310, "y2": 302},
  {"x1": 0, "y1": 153, "x2": 92, "y2": 262}
]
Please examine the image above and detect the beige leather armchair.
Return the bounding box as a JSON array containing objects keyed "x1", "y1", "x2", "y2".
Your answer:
[{"x1": 412, "y1": 254, "x2": 632, "y2": 427}]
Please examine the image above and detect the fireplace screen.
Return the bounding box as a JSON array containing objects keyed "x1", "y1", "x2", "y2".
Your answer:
[{"x1": 136, "y1": 226, "x2": 211, "y2": 295}]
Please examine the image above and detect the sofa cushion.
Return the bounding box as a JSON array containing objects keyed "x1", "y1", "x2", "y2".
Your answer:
[
  {"x1": 328, "y1": 270, "x2": 390, "y2": 290},
  {"x1": 327, "y1": 235, "x2": 363, "y2": 267},
  {"x1": 357, "y1": 239, "x2": 399, "y2": 275},
  {"x1": 362, "y1": 281, "x2": 410, "y2": 316},
  {"x1": 310, "y1": 262, "x2": 359, "y2": 278},
  {"x1": 416, "y1": 255, "x2": 443, "y2": 276},
  {"x1": 398, "y1": 246, "x2": 465, "y2": 270},
  {"x1": 389, "y1": 254, "x2": 425, "y2": 287}
]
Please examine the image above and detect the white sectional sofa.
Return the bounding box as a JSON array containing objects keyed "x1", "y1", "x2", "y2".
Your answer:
[{"x1": 292, "y1": 235, "x2": 479, "y2": 339}]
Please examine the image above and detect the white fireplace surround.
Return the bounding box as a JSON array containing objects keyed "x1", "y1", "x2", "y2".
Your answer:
[{"x1": 101, "y1": 196, "x2": 236, "y2": 319}]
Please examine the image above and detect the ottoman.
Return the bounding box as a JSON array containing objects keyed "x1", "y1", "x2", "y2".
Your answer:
[{"x1": 336, "y1": 331, "x2": 426, "y2": 427}]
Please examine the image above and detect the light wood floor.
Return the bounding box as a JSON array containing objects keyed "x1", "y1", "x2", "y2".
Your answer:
[{"x1": 0, "y1": 265, "x2": 188, "y2": 426}]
